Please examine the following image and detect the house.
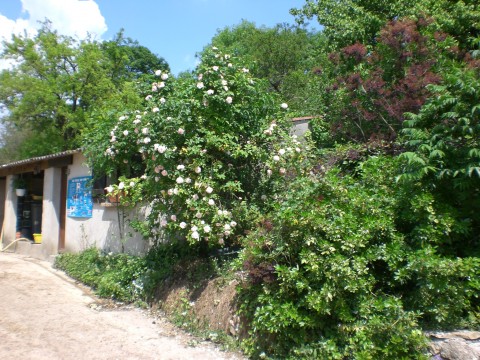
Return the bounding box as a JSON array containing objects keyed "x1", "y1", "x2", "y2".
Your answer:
[{"x1": 0, "y1": 150, "x2": 146, "y2": 261}]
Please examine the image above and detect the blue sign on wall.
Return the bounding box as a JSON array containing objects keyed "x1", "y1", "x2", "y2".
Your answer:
[{"x1": 67, "y1": 176, "x2": 93, "y2": 218}]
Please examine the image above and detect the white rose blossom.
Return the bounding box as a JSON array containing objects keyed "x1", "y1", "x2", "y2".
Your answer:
[
  {"x1": 279, "y1": 149, "x2": 286, "y2": 155},
  {"x1": 118, "y1": 182, "x2": 125, "y2": 190},
  {"x1": 155, "y1": 70, "x2": 162, "y2": 76},
  {"x1": 152, "y1": 107, "x2": 159, "y2": 113},
  {"x1": 178, "y1": 128, "x2": 185, "y2": 135},
  {"x1": 226, "y1": 96, "x2": 233, "y2": 104},
  {"x1": 273, "y1": 155, "x2": 280, "y2": 161},
  {"x1": 123, "y1": 130, "x2": 129, "y2": 136},
  {"x1": 204, "y1": 225, "x2": 211, "y2": 233},
  {"x1": 208, "y1": 199, "x2": 215, "y2": 206},
  {"x1": 207, "y1": 89, "x2": 214, "y2": 95},
  {"x1": 191, "y1": 231, "x2": 200, "y2": 240},
  {"x1": 206, "y1": 186, "x2": 213, "y2": 194},
  {"x1": 143, "y1": 137, "x2": 151, "y2": 144},
  {"x1": 170, "y1": 214, "x2": 176, "y2": 221},
  {"x1": 105, "y1": 185, "x2": 114, "y2": 193},
  {"x1": 161, "y1": 73, "x2": 168, "y2": 80},
  {"x1": 194, "y1": 166, "x2": 202, "y2": 174},
  {"x1": 176, "y1": 177, "x2": 184, "y2": 184},
  {"x1": 280, "y1": 103, "x2": 288, "y2": 109},
  {"x1": 179, "y1": 222, "x2": 187, "y2": 229},
  {"x1": 197, "y1": 82, "x2": 204, "y2": 89}
]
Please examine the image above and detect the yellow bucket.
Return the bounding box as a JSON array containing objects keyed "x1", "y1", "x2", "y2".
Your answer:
[{"x1": 33, "y1": 233, "x2": 42, "y2": 244}]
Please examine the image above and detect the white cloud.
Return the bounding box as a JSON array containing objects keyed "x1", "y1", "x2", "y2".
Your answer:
[
  {"x1": 19, "y1": 0, "x2": 107, "y2": 39},
  {"x1": 0, "y1": 0, "x2": 107, "y2": 45},
  {"x1": 0, "y1": 0, "x2": 107, "y2": 70}
]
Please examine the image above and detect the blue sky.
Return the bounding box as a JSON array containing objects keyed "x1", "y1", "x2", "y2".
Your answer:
[{"x1": 0, "y1": 0, "x2": 316, "y2": 75}]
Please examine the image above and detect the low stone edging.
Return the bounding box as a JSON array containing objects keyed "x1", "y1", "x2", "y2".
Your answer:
[{"x1": 427, "y1": 331, "x2": 480, "y2": 360}]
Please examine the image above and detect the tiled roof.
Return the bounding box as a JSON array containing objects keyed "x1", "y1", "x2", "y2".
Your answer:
[{"x1": 0, "y1": 149, "x2": 81, "y2": 170}]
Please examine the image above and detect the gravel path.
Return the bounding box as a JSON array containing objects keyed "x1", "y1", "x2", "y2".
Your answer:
[{"x1": 0, "y1": 252, "x2": 244, "y2": 360}]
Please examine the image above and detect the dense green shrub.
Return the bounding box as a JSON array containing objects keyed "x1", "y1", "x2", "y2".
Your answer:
[
  {"x1": 55, "y1": 248, "x2": 148, "y2": 302},
  {"x1": 54, "y1": 241, "x2": 224, "y2": 303},
  {"x1": 238, "y1": 155, "x2": 479, "y2": 359}
]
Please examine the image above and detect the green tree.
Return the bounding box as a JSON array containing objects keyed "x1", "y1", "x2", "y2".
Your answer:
[
  {"x1": 291, "y1": 0, "x2": 413, "y2": 50},
  {"x1": 101, "y1": 29, "x2": 169, "y2": 83},
  {"x1": 399, "y1": 64, "x2": 480, "y2": 255},
  {"x1": 291, "y1": 0, "x2": 479, "y2": 50},
  {"x1": 0, "y1": 21, "x2": 168, "y2": 161},
  {"x1": 206, "y1": 20, "x2": 325, "y2": 112}
]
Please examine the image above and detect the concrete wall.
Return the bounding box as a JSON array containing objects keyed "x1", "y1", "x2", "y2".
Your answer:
[
  {"x1": 0, "y1": 179, "x2": 5, "y2": 236},
  {"x1": 291, "y1": 119, "x2": 310, "y2": 138},
  {"x1": 3, "y1": 175, "x2": 17, "y2": 244},
  {"x1": 64, "y1": 153, "x2": 147, "y2": 255},
  {"x1": 41, "y1": 167, "x2": 62, "y2": 256}
]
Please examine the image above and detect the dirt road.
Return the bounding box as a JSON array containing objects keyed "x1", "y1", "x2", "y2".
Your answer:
[{"x1": 0, "y1": 253, "x2": 244, "y2": 360}]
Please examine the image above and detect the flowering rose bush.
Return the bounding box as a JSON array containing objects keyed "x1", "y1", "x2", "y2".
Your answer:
[{"x1": 87, "y1": 47, "x2": 303, "y2": 246}]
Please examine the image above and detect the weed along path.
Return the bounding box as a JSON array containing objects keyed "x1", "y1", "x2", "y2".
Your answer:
[{"x1": 0, "y1": 253, "x2": 244, "y2": 360}]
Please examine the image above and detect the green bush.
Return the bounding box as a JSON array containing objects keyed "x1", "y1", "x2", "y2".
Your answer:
[
  {"x1": 54, "y1": 241, "x2": 222, "y2": 303},
  {"x1": 55, "y1": 248, "x2": 147, "y2": 302},
  {"x1": 238, "y1": 155, "x2": 479, "y2": 359},
  {"x1": 54, "y1": 247, "x2": 103, "y2": 288}
]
